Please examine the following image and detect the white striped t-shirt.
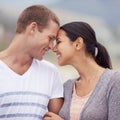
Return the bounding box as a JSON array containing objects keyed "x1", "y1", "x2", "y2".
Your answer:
[{"x1": 0, "y1": 59, "x2": 63, "y2": 120}]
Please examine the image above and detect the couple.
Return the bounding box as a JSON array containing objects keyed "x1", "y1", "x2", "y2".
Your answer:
[{"x1": 0, "y1": 4, "x2": 120, "y2": 120}]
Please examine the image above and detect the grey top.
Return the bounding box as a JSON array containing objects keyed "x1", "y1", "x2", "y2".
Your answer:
[{"x1": 59, "y1": 68, "x2": 120, "y2": 120}]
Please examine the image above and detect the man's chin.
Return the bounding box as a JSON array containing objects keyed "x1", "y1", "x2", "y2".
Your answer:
[{"x1": 37, "y1": 56, "x2": 43, "y2": 61}]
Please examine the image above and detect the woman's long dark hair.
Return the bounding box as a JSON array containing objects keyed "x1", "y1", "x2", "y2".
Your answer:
[{"x1": 60, "y1": 21, "x2": 112, "y2": 69}]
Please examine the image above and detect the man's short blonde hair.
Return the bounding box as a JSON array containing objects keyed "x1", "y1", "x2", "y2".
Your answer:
[{"x1": 16, "y1": 5, "x2": 60, "y2": 33}]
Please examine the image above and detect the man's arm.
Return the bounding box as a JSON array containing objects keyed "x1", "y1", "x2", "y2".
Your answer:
[{"x1": 48, "y1": 98, "x2": 64, "y2": 114}]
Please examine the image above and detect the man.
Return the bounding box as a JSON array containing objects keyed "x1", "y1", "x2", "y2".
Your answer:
[{"x1": 0, "y1": 5, "x2": 63, "y2": 120}]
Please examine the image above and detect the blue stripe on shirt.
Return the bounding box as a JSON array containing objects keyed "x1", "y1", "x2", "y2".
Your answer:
[
  {"x1": 0, "y1": 102, "x2": 46, "y2": 109},
  {"x1": 0, "y1": 113, "x2": 43, "y2": 119},
  {"x1": 0, "y1": 91, "x2": 50, "y2": 99}
]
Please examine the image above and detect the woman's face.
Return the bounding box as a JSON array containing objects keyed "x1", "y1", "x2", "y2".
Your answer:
[{"x1": 53, "y1": 29, "x2": 76, "y2": 66}]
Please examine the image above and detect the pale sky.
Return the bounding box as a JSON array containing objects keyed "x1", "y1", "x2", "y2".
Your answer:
[{"x1": 0, "y1": 0, "x2": 60, "y2": 16}]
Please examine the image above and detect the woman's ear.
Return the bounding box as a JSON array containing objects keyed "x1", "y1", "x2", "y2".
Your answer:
[{"x1": 74, "y1": 37, "x2": 84, "y2": 50}]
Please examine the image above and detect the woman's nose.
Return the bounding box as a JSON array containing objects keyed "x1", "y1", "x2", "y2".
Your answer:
[{"x1": 52, "y1": 45, "x2": 57, "y2": 52}]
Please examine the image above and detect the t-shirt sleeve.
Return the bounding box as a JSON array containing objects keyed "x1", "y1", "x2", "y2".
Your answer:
[{"x1": 50, "y1": 69, "x2": 63, "y2": 99}]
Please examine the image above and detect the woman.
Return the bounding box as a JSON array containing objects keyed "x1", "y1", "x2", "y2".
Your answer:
[{"x1": 44, "y1": 21, "x2": 120, "y2": 120}]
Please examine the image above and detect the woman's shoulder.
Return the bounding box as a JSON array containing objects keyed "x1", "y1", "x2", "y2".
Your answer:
[
  {"x1": 105, "y1": 69, "x2": 120, "y2": 99},
  {"x1": 63, "y1": 78, "x2": 77, "y2": 90},
  {"x1": 102, "y1": 68, "x2": 120, "y2": 81},
  {"x1": 105, "y1": 69, "x2": 120, "y2": 91},
  {"x1": 110, "y1": 69, "x2": 120, "y2": 84}
]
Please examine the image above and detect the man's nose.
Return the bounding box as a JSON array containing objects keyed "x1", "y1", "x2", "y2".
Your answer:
[
  {"x1": 49, "y1": 41, "x2": 54, "y2": 49},
  {"x1": 52, "y1": 45, "x2": 57, "y2": 52}
]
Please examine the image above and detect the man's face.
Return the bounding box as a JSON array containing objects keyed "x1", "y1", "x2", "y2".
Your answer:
[{"x1": 30, "y1": 20, "x2": 59, "y2": 60}]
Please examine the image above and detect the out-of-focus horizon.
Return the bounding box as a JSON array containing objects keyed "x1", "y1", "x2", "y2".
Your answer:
[{"x1": 0, "y1": 0, "x2": 120, "y2": 82}]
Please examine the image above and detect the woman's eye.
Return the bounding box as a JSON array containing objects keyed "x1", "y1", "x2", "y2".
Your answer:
[
  {"x1": 53, "y1": 40, "x2": 60, "y2": 46},
  {"x1": 54, "y1": 39, "x2": 61, "y2": 46},
  {"x1": 56, "y1": 41, "x2": 61, "y2": 44}
]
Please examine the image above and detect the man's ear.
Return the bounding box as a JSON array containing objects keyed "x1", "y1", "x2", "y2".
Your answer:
[
  {"x1": 29, "y1": 22, "x2": 38, "y2": 34},
  {"x1": 74, "y1": 37, "x2": 84, "y2": 50}
]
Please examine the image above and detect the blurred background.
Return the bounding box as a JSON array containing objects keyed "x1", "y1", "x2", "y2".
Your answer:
[{"x1": 0, "y1": 0, "x2": 120, "y2": 82}]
